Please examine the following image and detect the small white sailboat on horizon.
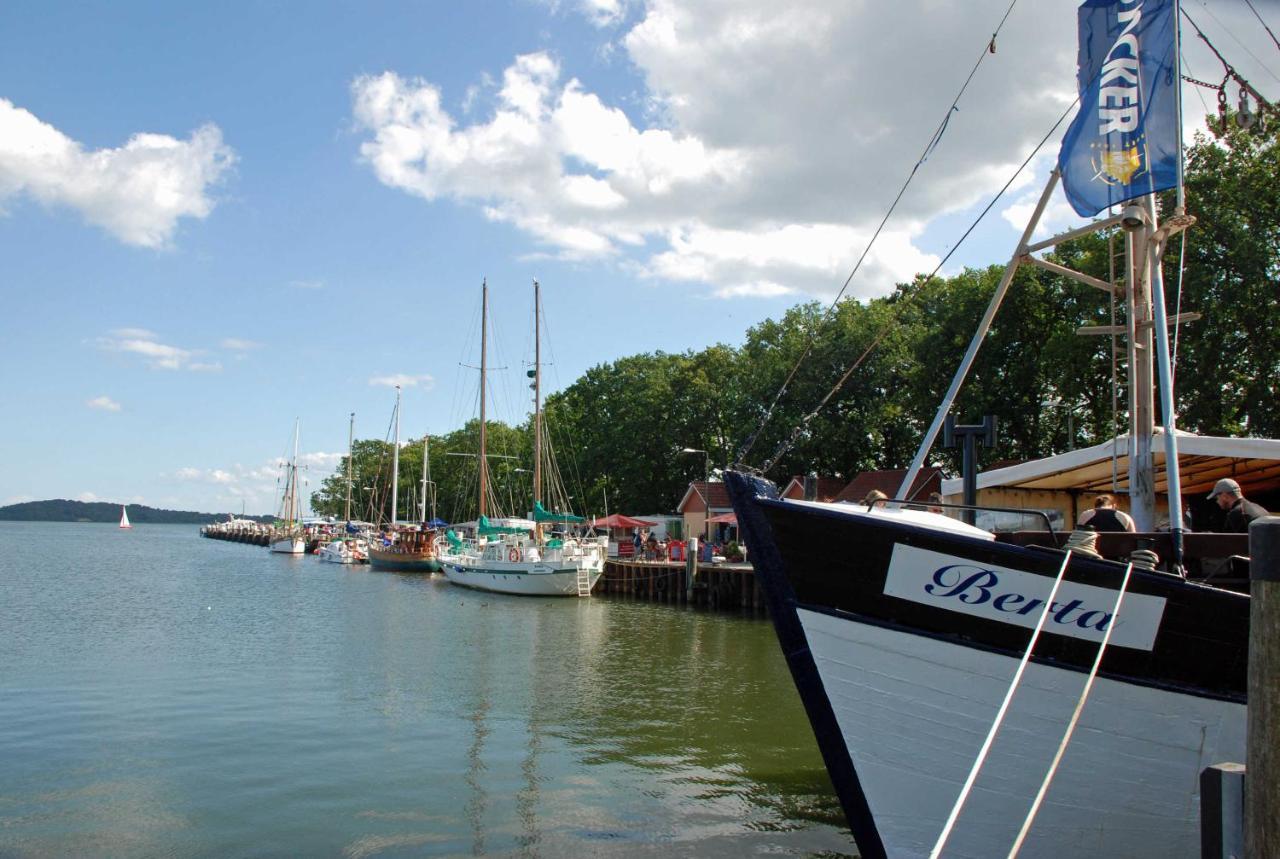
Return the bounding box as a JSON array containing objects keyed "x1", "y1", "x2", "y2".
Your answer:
[{"x1": 118, "y1": 505, "x2": 132, "y2": 529}]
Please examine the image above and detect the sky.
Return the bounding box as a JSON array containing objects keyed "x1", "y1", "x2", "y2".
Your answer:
[{"x1": 2, "y1": 0, "x2": 1276, "y2": 515}]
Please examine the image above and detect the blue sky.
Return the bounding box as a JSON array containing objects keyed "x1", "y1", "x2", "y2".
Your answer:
[{"x1": 2, "y1": 0, "x2": 1274, "y2": 514}]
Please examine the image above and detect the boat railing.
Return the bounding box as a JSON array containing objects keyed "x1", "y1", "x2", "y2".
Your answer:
[{"x1": 876, "y1": 498, "x2": 1059, "y2": 535}]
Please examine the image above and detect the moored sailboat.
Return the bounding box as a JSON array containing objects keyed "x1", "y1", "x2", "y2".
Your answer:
[
  {"x1": 440, "y1": 280, "x2": 607, "y2": 596},
  {"x1": 270, "y1": 420, "x2": 306, "y2": 554},
  {"x1": 725, "y1": 3, "x2": 1259, "y2": 856}
]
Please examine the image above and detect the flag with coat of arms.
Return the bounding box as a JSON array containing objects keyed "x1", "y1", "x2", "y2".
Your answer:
[{"x1": 1057, "y1": 0, "x2": 1180, "y2": 216}]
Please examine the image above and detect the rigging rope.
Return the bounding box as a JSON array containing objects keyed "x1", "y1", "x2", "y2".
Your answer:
[
  {"x1": 928, "y1": 550, "x2": 1075, "y2": 859},
  {"x1": 735, "y1": 0, "x2": 1023, "y2": 468},
  {"x1": 1007, "y1": 562, "x2": 1136, "y2": 858},
  {"x1": 756, "y1": 95, "x2": 1078, "y2": 474},
  {"x1": 1242, "y1": 0, "x2": 1280, "y2": 54}
]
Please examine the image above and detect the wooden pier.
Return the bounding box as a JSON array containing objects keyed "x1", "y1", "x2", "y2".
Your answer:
[{"x1": 596, "y1": 558, "x2": 765, "y2": 614}]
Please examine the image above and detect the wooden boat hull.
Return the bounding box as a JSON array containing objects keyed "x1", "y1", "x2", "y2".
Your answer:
[
  {"x1": 725, "y1": 469, "x2": 1248, "y2": 859},
  {"x1": 367, "y1": 546, "x2": 440, "y2": 573}
]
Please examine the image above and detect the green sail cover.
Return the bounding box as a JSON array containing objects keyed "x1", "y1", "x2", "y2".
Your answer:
[
  {"x1": 477, "y1": 515, "x2": 529, "y2": 536},
  {"x1": 445, "y1": 529, "x2": 465, "y2": 550},
  {"x1": 533, "y1": 501, "x2": 585, "y2": 523}
]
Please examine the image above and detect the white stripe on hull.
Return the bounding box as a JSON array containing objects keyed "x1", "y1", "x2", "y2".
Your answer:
[
  {"x1": 442, "y1": 563, "x2": 600, "y2": 596},
  {"x1": 797, "y1": 608, "x2": 1245, "y2": 859}
]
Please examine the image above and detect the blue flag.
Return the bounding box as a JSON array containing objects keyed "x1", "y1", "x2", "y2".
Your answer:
[{"x1": 1057, "y1": 0, "x2": 1179, "y2": 216}]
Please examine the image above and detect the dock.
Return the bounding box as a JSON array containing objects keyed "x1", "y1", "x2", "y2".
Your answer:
[{"x1": 597, "y1": 558, "x2": 765, "y2": 613}]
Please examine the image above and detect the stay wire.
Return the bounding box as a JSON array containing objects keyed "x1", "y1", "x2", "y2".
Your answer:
[
  {"x1": 1191, "y1": 0, "x2": 1280, "y2": 83},
  {"x1": 1242, "y1": 0, "x2": 1280, "y2": 54},
  {"x1": 758, "y1": 94, "x2": 1079, "y2": 474},
  {"x1": 734, "y1": 0, "x2": 1022, "y2": 468}
]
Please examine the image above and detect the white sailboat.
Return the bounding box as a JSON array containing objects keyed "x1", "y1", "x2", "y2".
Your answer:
[
  {"x1": 118, "y1": 505, "x2": 132, "y2": 529},
  {"x1": 270, "y1": 420, "x2": 306, "y2": 554},
  {"x1": 440, "y1": 280, "x2": 607, "y2": 596}
]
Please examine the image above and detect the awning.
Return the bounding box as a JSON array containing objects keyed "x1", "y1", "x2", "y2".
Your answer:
[
  {"x1": 706, "y1": 512, "x2": 738, "y2": 525},
  {"x1": 589, "y1": 513, "x2": 658, "y2": 528},
  {"x1": 940, "y1": 431, "x2": 1280, "y2": 498}
]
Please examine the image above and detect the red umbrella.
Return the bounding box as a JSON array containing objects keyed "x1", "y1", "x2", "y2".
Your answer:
[
  {"x1": 589, "y1": 513, "x2": 659, "y2": 528},
  {"x1": 706, "y1": 512, "x2": 738, "y2": 525}
]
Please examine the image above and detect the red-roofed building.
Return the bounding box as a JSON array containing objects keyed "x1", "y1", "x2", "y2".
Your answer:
[
  {"x1": 834, "y1": 467, "x2": 947, "y2": 504},
  {"x1": 677, "y1": 480, "x2": 733, "y2": 540},
  {"x1": 780, "y1": 475, "x2": 846, "y2": 502}
]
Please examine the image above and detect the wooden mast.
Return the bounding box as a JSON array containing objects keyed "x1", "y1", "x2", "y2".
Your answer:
[{"x1": 391, "y1": 385, "x2": 401, "y2": 526}]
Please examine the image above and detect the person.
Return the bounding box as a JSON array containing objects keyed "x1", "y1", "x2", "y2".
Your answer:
[
  {"x1": 1208, "y1": 478, "x2": 1268, "y2": 533},
  {"x1": 926, "y1": 492, "x2": 945, "y2": 514},
  {"x1": 862, "y1": 489, "x2": 888, "y2": 506},
  {"x1": 1076, "y1": 494, "x2": 1136, "y2": 533},
  {"x1": 633, "y1": 528, "x2": 643, "y2": 555},
  {"x1": 644, "y1": 532, "x2": 659, "y2": 560}
]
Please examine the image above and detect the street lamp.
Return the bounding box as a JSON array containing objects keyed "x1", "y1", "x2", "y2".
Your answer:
[{"x1": 681, "y1": 447, "x2": 710, "y2": 541}]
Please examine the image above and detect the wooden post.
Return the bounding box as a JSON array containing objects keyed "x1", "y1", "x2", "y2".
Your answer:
[
  {"x1": 686, "y1": 537, "x2": 699, "y2": 602},
  {"x1": 1248, "y1": 516, "x2": 1280, "y2": 859}
]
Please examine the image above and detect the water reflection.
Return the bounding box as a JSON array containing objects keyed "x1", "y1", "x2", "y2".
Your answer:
[{"x1": 0, "y1": 524, "x2": 853, "y2": 857}]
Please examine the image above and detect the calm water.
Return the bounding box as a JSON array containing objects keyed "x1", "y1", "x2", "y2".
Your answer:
[{"x1": 0, "y1": 523, "x2": 853, "y2": 857}]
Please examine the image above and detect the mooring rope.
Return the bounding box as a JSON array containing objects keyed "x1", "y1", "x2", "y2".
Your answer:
[
  {"x1": 1007, "y1": 561, "x2": 1136, "y2": 857},
  {"x1": 928, "y1": 550, "x2": 1074, "y2": 859}
]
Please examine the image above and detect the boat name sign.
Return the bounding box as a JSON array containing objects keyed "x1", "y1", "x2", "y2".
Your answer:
[{"x1": 883, "y1": 545, "x2": 1166, "y2": 651}]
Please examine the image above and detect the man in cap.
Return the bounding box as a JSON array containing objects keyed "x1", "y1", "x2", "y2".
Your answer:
[{"x1": 1208, "y1": 478, "x2": 1268, "y2": 533}]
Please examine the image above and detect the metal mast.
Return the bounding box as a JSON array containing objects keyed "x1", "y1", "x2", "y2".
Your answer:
[
  {"x1": 479, "y1": 280, "x2": 488, "y2": 519},
  {"x1": 532, "y1": 279, "x2": 543, "y2": 509},
  {"x1": 344, "y1": 412, "x2": 354, "y2": 525}
]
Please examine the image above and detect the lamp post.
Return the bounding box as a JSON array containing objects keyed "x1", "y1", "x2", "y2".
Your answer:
[{"x1": 681, "y1": 447, "x2": 710, "y2": 541}]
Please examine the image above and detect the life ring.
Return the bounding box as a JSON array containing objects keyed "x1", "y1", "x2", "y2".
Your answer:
[{"x1": 508, "y1": 548, "x2": 521, "y2": 562}]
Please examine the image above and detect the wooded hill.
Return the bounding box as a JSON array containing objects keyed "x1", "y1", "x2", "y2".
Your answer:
[{"x1": 0, "y1": 500, "x2": 272, "y2": 525}]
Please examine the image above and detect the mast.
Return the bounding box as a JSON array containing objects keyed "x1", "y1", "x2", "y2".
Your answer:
[
  {"x1": 532, "y1": 279, "x2": 542, "y2": 509},
  {"x1": 479, "y1": 280, "x2": 489, "y2": 519},
  {"x1": 291, "y1": 419, "x2": 300, "y2": 531},
  {"x1": 391, "y1": 385, "x2": 401, "y2": 526},
  {"x1": 423, "y1": 435, "x2": 435, "y2": 524},
  {"x1": 344, "y1": 412, "x2": 354, "y2": 525}
]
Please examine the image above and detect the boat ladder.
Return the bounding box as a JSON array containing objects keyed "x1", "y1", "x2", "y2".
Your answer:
[{"x1": 576, "y1": 568, "x2": 592, "y2": 597}]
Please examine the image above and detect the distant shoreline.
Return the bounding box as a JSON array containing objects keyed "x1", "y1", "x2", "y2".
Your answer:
[{"x1": 0, "y1": 499, "x2": 273, "y2": 525}]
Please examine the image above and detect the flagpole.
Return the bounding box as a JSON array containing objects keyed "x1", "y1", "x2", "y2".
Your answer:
[{"x1": 1173, "y1": 0, "x2": 1186, "y2": 213}]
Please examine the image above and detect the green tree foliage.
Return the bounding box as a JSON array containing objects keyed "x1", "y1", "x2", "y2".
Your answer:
[{"x1": 1164, "y1": 120, "x2": 1279, "y2": 435}]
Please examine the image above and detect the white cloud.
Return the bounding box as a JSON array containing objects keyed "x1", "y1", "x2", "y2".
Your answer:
[
  {"x1": 220, "y1": 338, "x2": 261, "y2": 351},
  {"x1": 369, "y1": 373, "x2": 435, "y2": 389},
  {"x1": 4, "y1": 494, "x2": 34, "y2": 505},
  {"x1": 352, "y1": 3, "x2": 1082, "y2": 299},
  {"x1": 289, "y1": 279, "x2": 324, "y2": 290},
  {"x1": 95, "y1": 329, "x2": 224, "y2": 371},
  {"x1": 76, "y1": 491, "x2": 99, "y2": 503},
  {"x1": 299, "y1": 451, "x2": 343, "y2": 470},
  {"x1": 86, "y1": 395, "x2": 122, "y2": 412},
  {"x1": 0, "y1": 100, "x2": 235, "y2": 248}
]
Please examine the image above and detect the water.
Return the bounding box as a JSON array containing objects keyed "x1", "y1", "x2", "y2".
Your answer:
[{"x1": 0, "y1": 523, "x2": 853, "y2": 857}]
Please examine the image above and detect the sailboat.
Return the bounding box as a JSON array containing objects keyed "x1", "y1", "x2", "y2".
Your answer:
[
  {"x1": 725, "y1": 4, "x2": 1255, "y2": 858},
  {"x1": 319, "y1": 412, "x2": 369, "y2": 564},
  {"x1": 118, "y1": 505, "x2": 132, "y2": 529},
  {"x1": 368, "y1": 387, "x2": 442, "y2": 572},
  {"x1": 440, "y1": 280, "x2": 608, "y2": 596},
  {"x1": 269, "y1": 420, "x2": 306, "y2": 554}
]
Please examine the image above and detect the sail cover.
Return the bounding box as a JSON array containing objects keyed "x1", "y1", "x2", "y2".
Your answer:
[
  {"x1": 1058, "y1": 0, "x2": 1179, "y2": 216},
  {"x1": 533, "y1": 501, "x2": 585, "y2": 523}
]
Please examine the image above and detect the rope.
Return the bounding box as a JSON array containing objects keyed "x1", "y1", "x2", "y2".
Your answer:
[
  {"x1": 928, "y1": 550, "x2": 1075, "y2": 859},
  {"x1": 735, "y1": 0, "x2": 1023, "y2": 467},
  {"x1": 1062, "y1": 529, "x2": 1102, "y2": 558},
  {"x1": 1007, "y1": 562, "x2": 1136, "y2": 857}
]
